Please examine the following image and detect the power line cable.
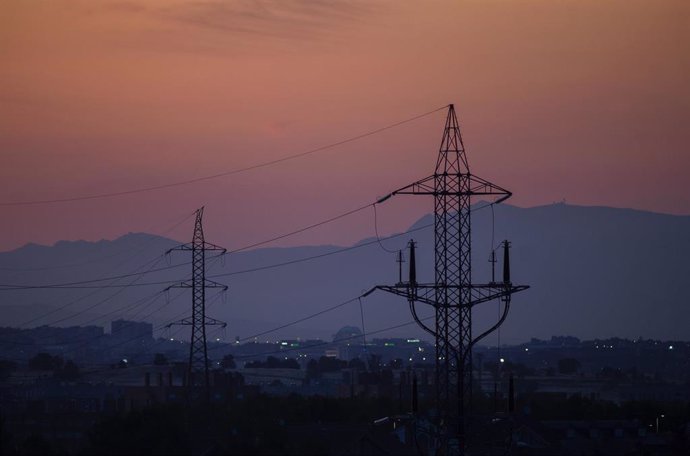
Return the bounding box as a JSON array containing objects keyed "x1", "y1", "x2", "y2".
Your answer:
[
  {"x1": 210, "y1": 222, "x2": 433, "y2": 279},
  {"x1": 359, "y1": 297, "x2": 369, "y2": 369},
  {"x1": 372, "y1": 203, "x2": 400, "y2": 254},
  {"x1": 236, "y1": 295, "x2": 362, "y2": 343},
  {"x1": 14, "y1": 255, "x2": 167, "y2": 328},
  {"x1": 209, "y1": 202, "x2": 494, "y2": 280},
  {"x1": 19, "y1": 256, "x2": 181, "y2": 329},
  {"x1": 1, "y1": 106, "x2": 447, "y2": 207},
  {"x1": 0, "y1": 200, "x2": 371, "y2": 290},
  {"x1": 0, "y1": 291, "x2": 167, "y2": 347},
  {"x1": 0, "y1": 209, "x2": 196, "y2": 272},
  {"x1": 22, "y1": 292, "x2": 223, "y2": 376},
  {"x1": 226, "y1": 202, "x2": 375, "y2": 254},
  {"x1": 0, "y1": 203, "x2": 495, "y2": 291},
  {"x1": 203, "y1": 205, "x2": 499, "y2": 354},
  {"x1": 230, "y1": 316, "x2": 430, "y2": 360},
  {"x1": 2, "y1": 257, "x2": 243, "y2": 364},
  {"x1": 0, "y1": 255, "x2": 203, "y2": 290}
]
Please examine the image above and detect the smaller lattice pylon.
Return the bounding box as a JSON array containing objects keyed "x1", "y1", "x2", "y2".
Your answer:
[{"x1": 165, "y1": 207, "x2": 228, "y2": 396}]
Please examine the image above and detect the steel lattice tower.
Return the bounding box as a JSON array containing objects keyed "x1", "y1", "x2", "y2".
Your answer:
[
  {"x1": 375, "y1": 105, "x2": 528, "y2": 454},
  {"x1": 166, "y1": 207, "x2": 227, "y2": 395}
]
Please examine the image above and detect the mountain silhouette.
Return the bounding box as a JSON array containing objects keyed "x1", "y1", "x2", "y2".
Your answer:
[{"x1": 0, "y1": 204, "x2": 688, "y2": 344}]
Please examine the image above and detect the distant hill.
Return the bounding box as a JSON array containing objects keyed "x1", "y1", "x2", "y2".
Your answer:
[{"x1": 0, "y1": 204, "x2": 688, "y2": 344}]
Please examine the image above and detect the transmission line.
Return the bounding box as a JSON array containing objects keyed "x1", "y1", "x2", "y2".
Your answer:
[
  {"x1": 0, "y1": 209, "x2": 197, "y2": 272},
  {"x1": 1, "y1": 106, "x2": 447, "y2": 207}
]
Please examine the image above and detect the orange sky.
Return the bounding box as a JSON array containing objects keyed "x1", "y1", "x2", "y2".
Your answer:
[{"x1": 1, "y1": 0, "x2": 689, "y2": 251}]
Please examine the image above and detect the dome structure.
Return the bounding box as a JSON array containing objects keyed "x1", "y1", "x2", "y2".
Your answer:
[{"x1": 332, "y1": 326, "x2": 363, "y2": 345}]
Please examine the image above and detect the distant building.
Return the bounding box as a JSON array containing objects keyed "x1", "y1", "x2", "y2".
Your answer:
[{"x1": 110, "y1": 320, "x2": 153, "y2": 354}]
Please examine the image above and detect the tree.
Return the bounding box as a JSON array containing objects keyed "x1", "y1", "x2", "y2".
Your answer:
[{"x1": 28, "y1": 353, "x2": 62, "y2": 371}]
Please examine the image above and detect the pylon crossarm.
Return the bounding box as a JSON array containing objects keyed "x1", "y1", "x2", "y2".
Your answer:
[
  {"x1": 203, "y1": 317, "x2": 227, "y2": 328},
  {"x1": 167, "y1": 317, "x2": 194, "y2": 327},
  {"x1": 390, "y1": 175, "x2": 436, "y2": 196},
  {"x1": 201, "y1": 242, "x2": 226, "y2": 252},
  {"x1": 376, "y1": 285, "x2": 436, "y2": 307},
  {"x1": 469, "y1": 284, "x2": 529, "y2": 307},
  {"x1": 378, "y1": 284, "x2": 528, "y2": 308},
  {"x1": 166, "y1": 243, "x2": 194, "y2": 254},
  {"x1": 368, "y1": 285, "x2": 438, "y2": 338},
  {"x1": 467, "y1": 174, "x2": 512, "y2": 202},
  {"x1": 386, "y1": 173, "x2": 513, "y2": 201},
  {"x1": 204, "y1": 280, "x2": 228, "y2": 290},
  {"x1": 166, "y1": 243, "x2": 225, "y2": 255},
  {"x1": 166, "y1": 280, "x2": 193, "y2": 290},
  {"x1": 166, "y1": 316, "x2": 226, "y2": 328}
]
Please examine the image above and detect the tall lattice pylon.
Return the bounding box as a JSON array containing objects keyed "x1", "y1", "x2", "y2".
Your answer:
[
  {"x1": 375, "y1": 104, "x2": 528, "y2": 454},
  {"x1": 166, "y1": 207, "x2": 227, "y2": 397}
]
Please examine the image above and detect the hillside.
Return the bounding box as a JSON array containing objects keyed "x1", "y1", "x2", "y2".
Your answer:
[{"x1": 1, "y1": 204, "x2": 688, "y2": 344}]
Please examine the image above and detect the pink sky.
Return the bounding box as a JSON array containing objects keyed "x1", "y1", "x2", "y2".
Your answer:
[{"x1": 1, "y1": 0, "x2": 689, "y2": 252}]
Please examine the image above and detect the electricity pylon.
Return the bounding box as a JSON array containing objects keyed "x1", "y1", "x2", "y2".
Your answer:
[
  {"x1": 374, "y1": 105, "x2": 529, "y2": 454},
  {"x1": 166, "y1": 207, "x2": 227, "y2": 397}
]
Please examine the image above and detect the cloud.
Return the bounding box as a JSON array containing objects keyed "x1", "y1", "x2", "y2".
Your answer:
[{"x1": 159, "y1": 0, "x2": 376, "y2": 42}]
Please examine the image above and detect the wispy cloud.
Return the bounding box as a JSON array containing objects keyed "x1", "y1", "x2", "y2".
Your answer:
[
  {"x1": 71, "y1": 0, "x2": 379, "y2": 56},
  {"x1": 159, "y1": 0, "x2": 376, "y2": 43}
]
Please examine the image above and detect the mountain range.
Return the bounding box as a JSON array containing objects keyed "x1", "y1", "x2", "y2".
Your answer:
[{"x1": 1, "y1": 203, "x2": 688, "y2": 344}]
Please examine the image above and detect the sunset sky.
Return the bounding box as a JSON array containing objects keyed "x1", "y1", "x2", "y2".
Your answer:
[{"x1": 1, "y1": 0, "x2": 688, "y2": 252}]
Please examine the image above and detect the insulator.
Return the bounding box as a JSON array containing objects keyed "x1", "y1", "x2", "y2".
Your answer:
[
  {"x1": 408, "y1": 239, "x2": 417, "y2": 287},
  {"x1": 503, "y1": 240, "x2": 511, "y2": 284}
]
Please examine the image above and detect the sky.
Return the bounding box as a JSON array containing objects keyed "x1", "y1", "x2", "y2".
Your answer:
[{"x1": 1, "y1": 0, "x2": 689, "y2": 252}]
